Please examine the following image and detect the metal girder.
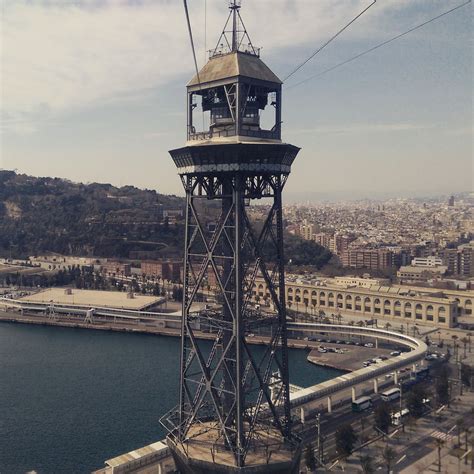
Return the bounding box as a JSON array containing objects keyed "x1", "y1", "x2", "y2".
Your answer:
[{"x1": 163, "y1": 169, "x2": 296, "y2": 467}]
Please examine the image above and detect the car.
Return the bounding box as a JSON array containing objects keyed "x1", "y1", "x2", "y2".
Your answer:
[
  {"x1": 336, "y1": 340, "x2": 344, "y2": 344},
  {"x1": 363, "y1": 361, "x2": 371, "y2": 367},
  {"x1": 345, "y1": 340, "x2": 353, "y2": 345},
  {"x1": 390, "y1": 351, "x2": 401, "y2": 356},
  {"x1": 318, "y1": 347, "x2": 327, "y2": 353},
  {"x1": 364, "y1": 343, "x2": 374, "y2": 348},
  {"x1": 354, "y1": 342, "x2": 361, "y2": 346}
]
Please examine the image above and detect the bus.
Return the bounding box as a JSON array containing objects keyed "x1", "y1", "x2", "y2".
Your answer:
[
  {"x1": 392, "y1": 408, "x2": 410, "y2": 426},
  {"x1": 352, "y1": 396, "x2": 372, "y2": 413},
  {"x1": 381, "y1": 387, "x2": 401, "y2": 402}
]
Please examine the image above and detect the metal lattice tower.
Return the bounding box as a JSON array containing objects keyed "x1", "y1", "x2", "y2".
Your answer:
[{"x1": 161, "y1": 3, "x2": 301, "y2": 472}]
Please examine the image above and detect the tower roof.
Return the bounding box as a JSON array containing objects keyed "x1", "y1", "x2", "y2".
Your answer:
[{"x1": 187, "y1": 51, "x2": 282, "y2": 88}]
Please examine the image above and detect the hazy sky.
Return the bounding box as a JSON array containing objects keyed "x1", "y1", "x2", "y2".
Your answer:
[{"x1": 1, "y1": 0, "x2": 472, "y2": 198}]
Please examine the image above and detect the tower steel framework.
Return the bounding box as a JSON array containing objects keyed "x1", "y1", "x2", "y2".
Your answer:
[{"x1": 161, "y1": 2, "x2": 301, "y2": 471}]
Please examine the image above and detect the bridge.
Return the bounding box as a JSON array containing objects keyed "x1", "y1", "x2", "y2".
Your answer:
[{"x1": 285, "y1": 322, "x2": 428, "y2": 418}]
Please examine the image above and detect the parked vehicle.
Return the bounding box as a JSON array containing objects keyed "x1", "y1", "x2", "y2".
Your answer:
[
  {"x1": 352, "y1": 396, "x2": 372, "y2": 413},
  {"x1": 381, "y1": 387, "x2": 401, "y2": 402},
  {"x1": 392, "y1": 408, "x2": 410, "y2": 426}
]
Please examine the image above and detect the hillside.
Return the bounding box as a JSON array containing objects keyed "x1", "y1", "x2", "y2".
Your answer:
[
  {"x1": 0, "y1": 170, "x2": 331, "y2": 268},
  {"x1": 0, "y1": 170, "x2": 184, "y2": 259}
]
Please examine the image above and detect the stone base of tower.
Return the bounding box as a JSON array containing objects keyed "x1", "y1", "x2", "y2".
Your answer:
[{"x1": 167, "y1": 423, "x2": 301, "y2": 474}]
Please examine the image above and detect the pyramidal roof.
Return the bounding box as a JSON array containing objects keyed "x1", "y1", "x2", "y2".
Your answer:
[{"x1": 188, "y1": 51, "x2": 282, "y2": 87}]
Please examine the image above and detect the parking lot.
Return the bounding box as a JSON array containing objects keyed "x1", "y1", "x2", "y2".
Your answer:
[{"x1": 307, "y1": 341, "x2": 405, "y2": 372}]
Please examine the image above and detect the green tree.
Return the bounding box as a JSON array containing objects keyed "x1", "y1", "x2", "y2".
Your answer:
[
  {"x1": 335, "y1": 423, "x2": 357, "y2": 458},
  {"x1": 461, "y1": 363, "x2": 472, "y2": 387},
  {"x1": 406, "y1": 383, "x2": 429, "y2": 418},
  {"x1": 435, "y1": 366, "x2": 451, "y2": 406},
  {"x1": 374, "y1": 402, "x2": 392, "y2": 434}
]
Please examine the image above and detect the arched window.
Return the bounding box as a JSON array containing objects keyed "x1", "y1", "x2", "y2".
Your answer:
[
  {"x1": 466, "y1": 299, "x2": 472, "y2": 315},
  {"x1": 355, "y1": 296, "x2": 362, "y2": 311},
  {"x1": 426, "y1": 305, "x2": 434, "y2": 321},
  {"x1": 364, "y1": 297, "x2": 371, "y2": 312},
  {"x1": 404, "y1": 302, "x2": 412, "y2": 318},
  {"x1": 438, "y1": 306, "x2": 446, "y2": 323},
  {"x1": 319, "y1": 292, "x2": 326, "y2": 306},
  {"x1": 337, "y1": 294, "x2": 344, "y2": 308},
  {"x1": 415, "y1": 304, "x2": 422, "y2": 320},
  {"x1": 373, "y1": 298, "x2": 381, "y2": 314},
  {"x1": 328, "y1": 292, "x2": 334, "y2": 307},
  {"x1": 384, "y1": 299, "x2": 391, "y2": 315},
  {"x1": 345, "y1": 294, "x2": 353, "y2": 310}
]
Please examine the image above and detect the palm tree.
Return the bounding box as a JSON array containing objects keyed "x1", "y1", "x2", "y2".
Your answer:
[
  {"x1": 460, "y1": 337, "x2": 469, "y2": 359},
  {"x1": 360, "y1": 454, "x2": 375, "y2": 473},
  {"x1": 456, "y1": 417, "x2": 465, "y2": 446},
  {"x1": 452, "y1": 335, "x2": 459, "y2": 361},
  {"x1": 435, "y1": 438, "x2": 445, "y2": 472}
]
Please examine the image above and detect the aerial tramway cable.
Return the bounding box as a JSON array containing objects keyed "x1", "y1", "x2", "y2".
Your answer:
[
  {"x1": 183, "y1": 0, "x2": 201, "y2": 86},
  {"x1": 285, "y1": 0, "x2": 472, "y2": 91},
  {"x1": 282, "y1": 0, "x2": 377, "y2": 82},
  {"x1": 183, "y1": 0, "x2": 205, "y2": 129}
]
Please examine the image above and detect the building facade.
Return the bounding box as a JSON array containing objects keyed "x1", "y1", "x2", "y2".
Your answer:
[{"x1": 252, "y1": 277, "x2": 473, "y2": 328}]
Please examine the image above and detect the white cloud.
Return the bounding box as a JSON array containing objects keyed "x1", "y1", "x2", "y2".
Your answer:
[{"x1": 0, "y1": 0, "x2": 459, "y2": 132}]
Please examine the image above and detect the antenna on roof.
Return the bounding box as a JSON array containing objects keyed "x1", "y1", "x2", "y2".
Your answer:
[{"x1": 211, "y1": 0, "x2": 259, "y2": 58}]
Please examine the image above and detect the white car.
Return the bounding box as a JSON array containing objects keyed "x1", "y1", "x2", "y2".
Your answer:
[{"x1": 364, "y1": 343, "x2": 374, "y2": 348}]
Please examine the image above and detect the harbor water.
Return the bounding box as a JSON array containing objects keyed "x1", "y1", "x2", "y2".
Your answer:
[{"x1": 0, "y1": 323, "x2": 342, "y2": 473}]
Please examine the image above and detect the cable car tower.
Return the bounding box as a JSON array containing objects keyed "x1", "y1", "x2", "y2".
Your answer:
[{"x1": 161, "y1": 2, "x2": 301, "y2": 472}]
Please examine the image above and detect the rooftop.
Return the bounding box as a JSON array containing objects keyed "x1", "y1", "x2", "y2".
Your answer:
[
  {"x1": 188, "y1": 51, "x2": 281, "y2": 87},
  {"x1": 20, "y1": 288, "x2": 163, "y2": 311}
]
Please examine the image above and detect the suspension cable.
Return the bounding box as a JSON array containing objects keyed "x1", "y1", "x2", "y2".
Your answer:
[
  {"x1": 282, "y1": 0, "x2": 377, "y2": 82},
  {"x1": 285, "y1": 0, "x2": 471, "y2": 91},
  {"x1": 183, "y1": 0, "x2": 201, "y2": 86}
]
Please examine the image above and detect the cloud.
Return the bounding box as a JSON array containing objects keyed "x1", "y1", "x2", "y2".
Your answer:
[{"x1": 0, "y1": 0, "x2": 462, "y2": 132}]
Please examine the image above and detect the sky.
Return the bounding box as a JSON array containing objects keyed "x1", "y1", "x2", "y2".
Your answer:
[{"x1": 1, "y1": 0, "x2": 472, "y2": 199}]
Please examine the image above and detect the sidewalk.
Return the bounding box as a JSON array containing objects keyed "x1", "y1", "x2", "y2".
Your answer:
[{"x1": 326, "y1": 390, "x2": 474, "y2": 473}]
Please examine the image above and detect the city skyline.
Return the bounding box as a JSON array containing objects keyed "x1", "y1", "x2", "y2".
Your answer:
[{"x1": 1, "y1": 0, "x2": 472, "y2": 197}]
